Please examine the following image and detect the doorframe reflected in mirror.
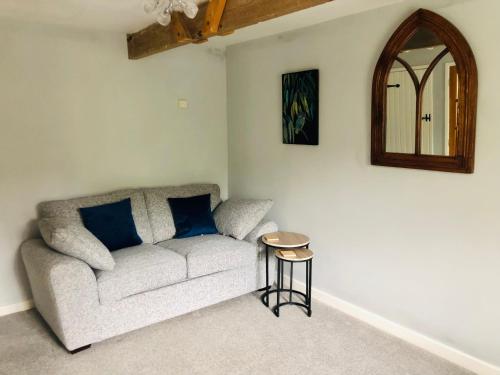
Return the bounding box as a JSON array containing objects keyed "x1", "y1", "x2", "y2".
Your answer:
[
  {"x1": 445, "y1": 62, "x2": 458, "y2": 156},
  {"x1": 371, "y1": 9, "x2": 478, "y2": 173}
]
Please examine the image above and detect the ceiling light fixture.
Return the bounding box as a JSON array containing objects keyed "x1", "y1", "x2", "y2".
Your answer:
[{"x1": 144, "y1": 0, "x2": 199, "y2": 26}]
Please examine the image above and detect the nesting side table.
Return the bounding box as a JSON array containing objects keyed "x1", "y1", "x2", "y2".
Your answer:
[
  {"x1": 274, "y1": 248, "x2": 313, "y2": 317},
  {"x1": 261, "y1": 232, "x2": 311, "y2": 314}
]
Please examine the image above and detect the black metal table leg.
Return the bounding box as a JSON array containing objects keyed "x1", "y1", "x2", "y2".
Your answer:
[
  {"x1": 265, "y1": 244, "x2": 269, "y2": 306},
  {"x1": 280, "y1": 261, "x2": 284, "y2": 290},
  {"x1": 289, "y1": 262, "x2": 293, "y2": 302},
  {"x1": 306, "y1": 259, "x2": 312, "y2": 317},
  {"x1": 275, "y1": 259, "x2": 281, "y2": 317},
  {"x1": 259, "y1": 245, "x2": 270, "y2": 306},
  {"x1": 306, "y1": 258, "x2": 310, "y2": 305}
]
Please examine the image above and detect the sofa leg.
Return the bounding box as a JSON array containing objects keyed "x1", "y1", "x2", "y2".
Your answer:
[{"x1": 69, "y1": 344, "x2": 91, "y2": 354}]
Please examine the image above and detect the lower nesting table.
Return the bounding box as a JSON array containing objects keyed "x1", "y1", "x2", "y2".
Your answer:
[
  {"x1": 274, "y1": 248, "x2": 314, "y2": 317},
  {"x1": 260, "y1": 232, "x2": 311, "y2": 316}
]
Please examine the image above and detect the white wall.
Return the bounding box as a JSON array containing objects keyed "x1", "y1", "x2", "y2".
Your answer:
[
  {"x1": 227, "y1": 0, "x2": 500, "y2": 367},
  {"x1": 0, "y1": 20, "x2": 227, "y2": 307}
]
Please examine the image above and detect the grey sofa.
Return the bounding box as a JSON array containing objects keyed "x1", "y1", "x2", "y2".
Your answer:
[{"x1": 21, "y1": 184, "x2": 277, "y2": 352}]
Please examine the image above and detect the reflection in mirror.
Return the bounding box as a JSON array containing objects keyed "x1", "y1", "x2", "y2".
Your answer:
[
  {"x1": 418, "y1": 50, "x2": 458, "y2": 156},
  {"x1": 385, "y1": 27, "x2": 458, "y2": 156},
  {"x1": 386, "y1": 62, "x2": 416, "y2": 154}
]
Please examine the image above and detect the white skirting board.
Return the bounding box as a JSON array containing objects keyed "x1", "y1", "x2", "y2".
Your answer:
[
  {"x1": 0, "y1": 300, "x2": 33, "y2": 317},
  {"x1": 283, "y1": 276, "x2": 500, "y2": 375}
]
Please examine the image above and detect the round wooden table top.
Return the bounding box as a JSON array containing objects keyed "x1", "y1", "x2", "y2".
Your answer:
[
  {"x1": 262, "y1": 231, "x2": 310, "y2": 248},
  {"x1": 275, "y1": 248, "x2": 314, "y2": 262}
]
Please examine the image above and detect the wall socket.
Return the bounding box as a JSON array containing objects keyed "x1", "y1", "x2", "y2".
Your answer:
[{"x1": 177, "y1": 99, "x2": 188, "y2": 109}]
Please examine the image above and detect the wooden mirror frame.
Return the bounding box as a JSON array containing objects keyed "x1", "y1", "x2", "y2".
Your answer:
[{"x1": 371, "y1": 9, "x2": 478, "y2": 173}]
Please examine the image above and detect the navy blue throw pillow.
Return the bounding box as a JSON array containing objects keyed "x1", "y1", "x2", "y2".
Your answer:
[
  {"x1": 168, "y1": 194, "x2": 218, "y2": 239},
  {"x1": 79, "y1": 198, "x2": 142, "y2": 251}
]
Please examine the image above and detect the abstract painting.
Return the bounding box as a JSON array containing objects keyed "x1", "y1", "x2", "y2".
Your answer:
[{"x1": 282, "y1": 69, "x2": 319, "y2": 145}]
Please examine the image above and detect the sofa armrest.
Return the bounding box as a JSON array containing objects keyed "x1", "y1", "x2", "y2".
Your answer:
[
  {"x1": 244, "y1": 221, "x2": 278, "y2": 288},
  {"x1": 244, "y1": 220, "x2": 278, "y2": 245},
  {"x1": 21, "y1": 239, "x2": 100, "y2": 350}
]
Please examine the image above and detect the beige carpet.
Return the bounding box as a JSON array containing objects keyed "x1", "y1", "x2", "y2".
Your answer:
[{"x1": 0, "y1": 293, "x2": 473, "y2": 375}]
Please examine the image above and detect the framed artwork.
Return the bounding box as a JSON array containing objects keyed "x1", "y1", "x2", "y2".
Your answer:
[{"x1": 282, "y1": 69, "x2": 319, "y2": 145}]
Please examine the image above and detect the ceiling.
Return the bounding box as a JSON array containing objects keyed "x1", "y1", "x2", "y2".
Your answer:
[
  {"x1": 0, "y1": 0, "x2": 404, "y2": 34},
  {"x1": 210, "y1": 0, "x2": 407, "y2": 48},
  {"x1": 0, "y1": 0, "x2": 204, "y2": 33},
  {"x1": 0, "y1": 0, "x2": 471, "y2": 45}
]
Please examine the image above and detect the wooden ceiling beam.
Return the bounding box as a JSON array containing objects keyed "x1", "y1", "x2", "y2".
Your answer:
[
  {"x1": 127, "y1": 2, "x2": 208, "y2": 59},
  {"x1": 202, "y1": 0, "x2": 227, "y2": 37},
  {"x1": 218, "y1": 0, "x2": 329, "y2": 33},
  {"x1": 127, "y1": 0, "x2": 333, "y2": 60},
  {"x1": 171, "y1": 12, "x2": 194, "y2": 43}
]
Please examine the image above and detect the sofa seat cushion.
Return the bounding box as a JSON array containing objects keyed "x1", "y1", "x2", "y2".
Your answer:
[
  {"x1": 95, "y1": 244, "x2": 187, "y2": 305},
  {"x1": 158, "y1": 234, "x2": 256, "y2": 279}
]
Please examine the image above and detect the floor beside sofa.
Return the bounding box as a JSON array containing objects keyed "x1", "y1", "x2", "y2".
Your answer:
[{"x1": 0, "y1": 294, "x2": 472, "y2": 375}]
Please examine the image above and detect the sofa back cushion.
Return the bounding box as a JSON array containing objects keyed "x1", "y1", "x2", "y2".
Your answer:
[
  {"x1": 144, "y1": 184, "x2": 221, "y2": 243},
  {"x1": 38, "y1": 189, "x2": 154, "y2": 244}
]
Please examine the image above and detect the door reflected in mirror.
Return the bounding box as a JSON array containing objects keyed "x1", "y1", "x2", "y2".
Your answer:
[
  {"x1": 385, "y1": 27, "x2": 458, "y2": 157},
  {"x1": 386, "y1": 62, "x2": 416, "y2": 154}
]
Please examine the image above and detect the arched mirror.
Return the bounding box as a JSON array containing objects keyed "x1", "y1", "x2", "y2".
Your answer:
[{"x1": 371, "y1": 9, "x2": 477, "y2": 173}]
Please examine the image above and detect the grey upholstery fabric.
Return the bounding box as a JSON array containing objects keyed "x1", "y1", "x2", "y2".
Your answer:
[
  {"x1": 245, "y1": 220, "x2": 278, "y2": 289},
  {"x1": 38, "y1": 189, "x2": 153, "y2": 244},
  {"x1": 143, "y1": 184, "x2": 222, "y2": 243},
  {"x1": 244, "y1": 220, "x2": 279, "y2": 245},
  {"x1": 21, "y1": 184, "x2": 276, "y2": 352},
  {"x1": 38, "y1": 217, "x2": 115, "y2": 271},
  {"x1": 21, "y1": 239, "x2": 259, "y2": 351},
  {"x1": 214, "y1": 199, "x2": 273, "y2": 240},
  {"x1": 21, "y1": 239, "x2": 101, "y2": 350},
  {"x1": 159, "y1": 234, "x2": 256, "y2": 278},
  {"x1": 257, "y1": 245, "x2": 276, "y2": 289},
  {"x1": 244, "y1": 221, "x2": 279, "y2": 288},
  {"x1": 95, "y1": 244, "x2": 187, "y2": 305},
  {"x1": 98, "y1": 265, "x2": 258, "y2": 347}
]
